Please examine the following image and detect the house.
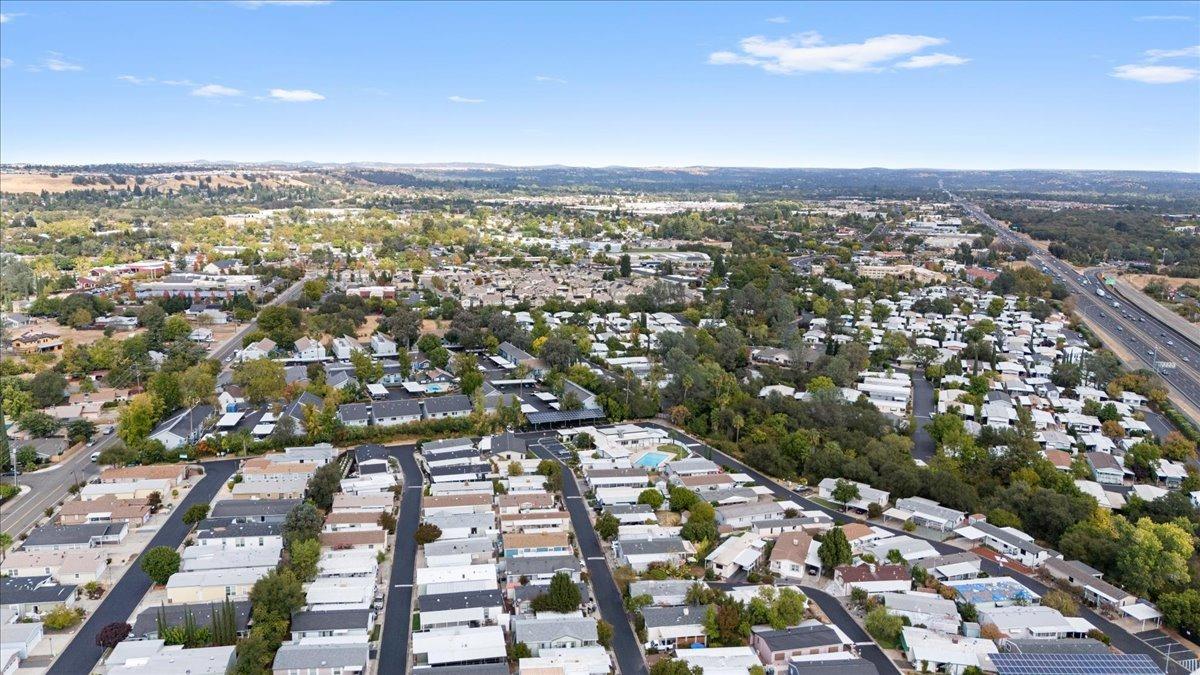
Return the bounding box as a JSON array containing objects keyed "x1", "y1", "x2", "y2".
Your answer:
[
  {"x1": 130, "y1": 600, "x2": 253, "y2": 640},
  {"x1": 628, "y1": 580, "x2": 699, "y2": 607},
  {"x1": 614, "y1": 536, "x2": 692, "y2": 572},
  {"x1": 605, "y1": 503, "x2": 656, "y2": 525},
  {"x1": 240, "y1": 337, "x2": 276, "y2": 361},
  {"x1": 318, "y1": 529, "x2": 388, "y2": 551},
  {"x1": 287, "y1": 608, "x2": 371, "y2": 642},
  {"x1": 503, "y1": 532, "x2": 572, "y2": 558},
  {"x1": 499, "y1": 342, "x2": 548, "y2": 377},
  {"x1": 194, "y1": 520, "x2": 283, "y2": 550},
  {"x1": 418, "y1": 589, "x2": 506, "y2": 629},
  {"x1": 976, "y1": 605, "x2": 1093, "y2": 640},
  {"x1": 0, "y1": 621, "x2": 44, "y2": 665},
  {"x1": 0, "y1": 575, "x2": 76, "y2": 617},
  {"x1": 499, "y1": 511, "x2": 570, "y2": 534},
  {"x1": 900, "y1": 626, "x2": 997, "y2": 675},
  {"x1": 425, "y1": 537, "x2": 496, "y2": 567},
  {"x1": 424, "y1": 395, "x2": 474, "y2": 420},
  {"x1": 237, "y1": 457, "x2": 318, "y2": 484},
  {"x1": 913, "y1": 552, "x2": 983, "y2": 581},
  {"x1": 149, "y1": 405, "x2": 214, "y2": 450},
  {"x1": 715, "y1": 501, "x2": 787, "y2": 529},
  {"x1": 518, "y1": 646, "x2": 611, "y2": 675},
  {"x1": 338, "y1": 403, "x2": 371, "y2": 428},
  {"x1": 104, "y1": 641, "x2": 235, "y2": 675},
  {"x1": 1086, "y1": 451, "x2": 1124, "y2": 485},
  {"x1": 890, "y1": 496, "x2": 966, "y2": 532},
  {"x1": 372, "y1": 399, "x2": 423, "y2": 426},
  {"x1": 317, "y1": 549, "x2": 379, "y2": 579},
  {"x1": 427, "y1": 512, "x2": 499, "y2": 540},
  {"x1": 750, "y1": 624, "x2": 854, "y2": 670},
  {"x1": 181, "y1": 546, "x2": 283, "y2": 572},
  {"x1": 675, "y1": 647, "x2": 762, "y2": 675},
  {"x1": 411, "y1": 625, "x2": 507, "y2": 668},
  {"x1": 861, "y1": 535, "x2": 940, "y2": 563},
  {"x1": 20, "y1": 522, "x2": 128, "y2": 551},
  {"x1": 512, "y1": 617, "x2": 599, "y2": 656},
  {"x1": 706, "y1": 533, "x2": 767, "y2": 579},
  {"x1": 953, "y1": 522, "x2": 1050, "y2": 568},
  {"x1": 1041, "y1": 557, "x2": 1103, "y2": 588},
  {"x1": 415, "y1": 563, "x2": 498, "y2": 596},
  {"x1": 209, "y1": 498, "x2": 301, "y2": 523},
  {"x1": 11, "y1": 331, "x2": 64, "y2": 355},
  {"x1": 504, "y1": 555, "x2": 581, "y2": 587},
  {"x1": 816, "y1": 478, "x2": 890, "y2": 512},
  {"x1": 303, "y1": 577, "x2": 376, "y2": 611},
  {"x1": 831, "y1": 564, "x2": 911, "y2": 596},
  {"x1": 425, "y1": 494, "x2": 494, "y2": 517},
  {"x1": 57, "y1": 496, "x2": 151, "y2": 526},
  {"x1": 324, "y1": 511, "x2": 384, "y2": 532},
  {"x1": 370, "y1": 333, "x2": 398, "y2": 357},
  {"x1": 165, "y1": 567, "x2": 272, "y2": 603},
  {"x1": 497, "y1": 493, "x2": 556, "y2": 514},
  {"x1": 293, "y1": 337, "x2": 327, "y2": 362},
  {"x1": 333, "y1": 493, "x2": 395, "y2": 513},
  {"x1": 0, "y1": 549, "x2": 108, "y2": 584},
  {"x1": 943, "y1": 577, "x2": 1039, "y2": 609},
  {"x1": 81, "y1": 479, "x2": 171, "y2": 501},
  {"x1": 768, "y1": 534, "x2": 822, "y2": 581},
  {"x1": 878, "y1": 592, "x2": 961, "y2": 634},
  {"x1": 332, "y1": 335, "x2": 365, "y2": 360},
  {"x1": 272, "y1": 643, "x2": 369, "y2": 675},
  {"x1": 642, "y1": 605, "x2": 710, "y2": 650}
]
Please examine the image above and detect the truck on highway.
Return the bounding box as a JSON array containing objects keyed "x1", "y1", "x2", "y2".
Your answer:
[{"x1": 1096, "y1": 288, "x2": 1106, "y2": 298}]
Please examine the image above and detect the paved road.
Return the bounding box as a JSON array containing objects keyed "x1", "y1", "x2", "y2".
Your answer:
[
  {"x1": 801, "y1": 586, "x2": 901, "y2": 674},
  {"x1": 909, "y1": 369, "x2": 935, "y2": 463},
  {"x1": 638, "y1": 421, "x2": 1191, "y2": 675},
  {"x1": 378, "y1": 444, "x2": 421, "y2": 675},
  {"x1": 211, "y1": 278, "x2": 307, "y2": 363},
  {"x1": 953, "y1": 196, "x2": 1200, "y2": 423},
  {"x1": 46, "y1": 458, "x2": 239, "y2": 675},
  {"x1": 529, "y1": 441, "x2": 649, "y2": 675}
]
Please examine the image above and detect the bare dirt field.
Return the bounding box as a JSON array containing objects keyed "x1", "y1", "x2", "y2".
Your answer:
[
  {"x1": 1123, "y1": 273, "x2": 1198, "y2": 292},
  {"x1": 0, "y1": 171, "x2": 308, "y2": 194}
]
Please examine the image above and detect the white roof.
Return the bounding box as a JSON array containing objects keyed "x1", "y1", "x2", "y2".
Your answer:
[{"x1": 411, "y1": 625, "x2": 506, "y2": 666}]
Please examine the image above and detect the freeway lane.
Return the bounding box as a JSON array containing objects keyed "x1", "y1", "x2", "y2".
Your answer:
[
  {"x1": 529, "y1": 441, "x2": 649, "y2": 675},
  {"x1": 638, "y1": 421, "x2": 1192, "y2": 675},
  {"x1": 46, "y1": 458, "x2": 239, "y2": 675},
  {"x1": 378, "y1": 444, "x2": 420, "y2": 675},
  {"x1": 953, "y1": 197, "x2": 1200, "y2": 422}
]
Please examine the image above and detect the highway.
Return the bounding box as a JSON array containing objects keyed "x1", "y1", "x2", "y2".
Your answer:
[
  {"x1": 953, "y1": 197, "x2": 1200, "y2": 423},
  {"x1": 0, "y1": 278, "x2": 306, "y2": 539}
]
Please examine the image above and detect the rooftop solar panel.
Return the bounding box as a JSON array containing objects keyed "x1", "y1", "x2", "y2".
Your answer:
[
  {"x1": 992, "y1": 652, "x2": 1160, "y2": 675},
  {"x1": 526, "y1": 408, "x2": 605, "y2": 425}
]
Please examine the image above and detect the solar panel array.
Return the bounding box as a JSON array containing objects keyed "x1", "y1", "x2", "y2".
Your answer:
[
  {"x1": 526, "y1": 408, "x2": 605, "y2": 425},
  {"x1": 992, "y1": 652, "x2": 1160, "y2": 674}
]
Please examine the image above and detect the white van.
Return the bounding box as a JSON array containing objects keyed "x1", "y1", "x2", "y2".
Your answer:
[{"x1": 90, "y1": 452, "x2": 102, "y2": 462}]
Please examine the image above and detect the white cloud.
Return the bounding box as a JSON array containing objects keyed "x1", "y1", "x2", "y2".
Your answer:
[
  {"x1": 0, "y1": 12, "x2": 25, "y2": 24},
  {"x1": 191, "y1": 83, "x2": 242, "y2": 97},
  {"x1": 534, "y1": 75, "x2": 566, "y2": 84},
  {"x1": 766, "y1": 16, "x2": 788, "y2": 24},
  {"x1": 1134, "y1": 15, "x2": 1193, "y2": 22},
  {"x1": 118, "y1": 74, "x2": 153, "y2": 85},
  {"x1": 896, "y1": 52, "x2": 970, "y2": 69},
  {"x1": 708, "y1": 31, "x2": 964, "y2": 74},
  {"x1": 1144, "y1": 45, "x2": 1200, "y2": 61},
  {"x1": 232, "y1": 0, "x2": 331, "y2": 7},
  {"x1": 1111, "y1": 64, "x2": 1198, "y2": 84},
  {"x1": 27, "y1": 53, "x2": 82, "y2": 72},
  {"x1": 0, "y1": 58, "x2": 12, "y2": 69},
  {"x1": 269, "y1": 88, "x2": 325, "y2": 102},
  {"x1": 448, "y1": 95, "x2": 484, "y2": 104}
]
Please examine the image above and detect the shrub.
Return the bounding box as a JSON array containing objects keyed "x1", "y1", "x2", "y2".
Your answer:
[
  {"x1": 414, "y1": 523, "x2": 442, "y2": 545},
  {"x1": 95, "y1": 622, "x2": 132, "y2": 649},
  {"x1": 43, "y1": 606, "x2": 84, "y2": 630},
  {"x1": 141, "y1": 546, "x2": 181, "y2": 585}
]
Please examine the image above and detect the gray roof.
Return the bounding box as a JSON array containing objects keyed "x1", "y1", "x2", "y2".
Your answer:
[
  {"x1": 418, "y1": 589, "x2": 504, "y2": 613},
  {"x1": 272, "y1": 643, "x2": 369, "y2": 670},
  {"x1": 971, "y1": 521, "x2": 1048, "y2": 555},
  {"x1": 424, "y1": 511, "x2": 495, "y2": 530},
  {"x1": 0, "y1": 576, "x2": 76, "y2": 604},
  {"x1": 290, "y1": 608, "x2": 371, "y2": 633},
  {"x1": 1002, "y1": 638, "x2": 1110, "y2": 655},
  {"x1": 210, "y1": 499, "x2": 301, "y2": 519},
  {"x1": 513, "y1": 617, "x2": 597, "y2": 644},
  {"x1": 505, "y1": 555, "x2": 581, "y2": 576},
  {"x1": 491, "y1": 431, "x2": 526, "y2": 454},
  {"x1": 196, "y1": 520, "x2": 281, "y2": 539},
  {"x1": 420, "y1": 665, "x2": 510, "y2": 675},
  {"x1": 374, "y1": 399, "x2": 422, "y2": 419},
  {"x1": 428, "y1": 448, "x2": 481, "y2": 464},
  {"x1": 354, "y1": 444, "x2": 391, "y2": 463},
  {"x1": 514, "y1": 581, "x2": 591, "y2": 604},
  {"x1": 629, "y1": 580, "x2": 698, "y2": 599},
  {"x1": 787, "y1": 660, "x2": 878, "y2": 675},
  {"x1": 423, "y1": 537, "x2": 494, "y2": 558},
  {"x1": 755, "y1": 625, "x2": 844, "y2": 652},
  {"x1": 423, "y1": 395, "x2": 473, "y2": 415},
  {"x1": 154, "y1": 404, "x2": 214, "y2": 437},
  {"x1": 619, "y1": 537, "x2": 689, "y2": 556},
  {"x1": 606, "y1": 504, "x2": 654, "y2": 515},
  {"x1": 22, "y1": 522, "x2": 124, "y2": 548},
  {"x1": 429, "y1": 463, "x2": 490, "y2": 478},
  {"x1": 913, "y1": 551, "x2": 982, "y2": 572},
  {"x1": 641, "y1": 605, "x2": 710, "y2": 628},
  {"x1": 338, "y1": 402, "x2": 370, "y2": 422},
  {"x1": 422, "y1": 437, "x2": 476, "y2": 454},
  {"x1": 131, "y1": 600, "x2": 252, "y2": 637}
]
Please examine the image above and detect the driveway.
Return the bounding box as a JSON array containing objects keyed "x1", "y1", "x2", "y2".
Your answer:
[
  {"x1": 46, "y1": 458, "x2": 239, "y2": 675},
  {"x1": 529, "y1": 442, "x2": 648, "y2": 675},
  {"x1": 378, "y1": 443, "x2": 421, "y2": 675}
]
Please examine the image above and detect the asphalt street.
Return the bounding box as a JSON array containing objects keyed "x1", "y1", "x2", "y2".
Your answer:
[
  {"x1": 801, "y1": 586, "x2": 902, "y2": 674},
  {"x1": 909, "y1": 369, "x2": 935, "y2": 463},
  {"x1": 639, "y1": 421, "x2": 1193, "y2": 675},
  {"x1": 378, "y1": 443, "x2": 421, "y2": 675},
  {"x1": 529, "y1": 441, "x2": 649, "y2": 675},
  {"x1": 46, "y1": 458, "x2": 239, "y2": 675}
]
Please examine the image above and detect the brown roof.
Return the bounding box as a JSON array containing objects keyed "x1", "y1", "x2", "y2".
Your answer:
[
  {"x1": 100, "y1": 465, "x2": 187, "y2": 483},
  {"x1": 836, "y1": 563, "x2": 911, "y2": 583},
  {"x1": 679, "y1": 474, "x2": 734, "y2": 488},
  {"x1": 840, "y1": 523, "x2": 875, "y2": 542},
  {"x1": 1044, "y1": 449, "x2": 1073, "y2": 468},
  {"x1": 503, "y1": 532, "x2": 570, "y2": 550},
  {"x1": 497, "y1": 493, "x2": 555, "y2": 509},
  {"x1": 325, "y1": 511, "x2": 382, "y2": 525},
  {"x1": 500, "y1": 510, "x2": 570, "y2": 522},
  {"x1": 423, "y1": 494, "x2": 493, "y2": 509},
  {"x1": 59, "y1": 495, "x2": 150, "y2": 519},
  {"x1": 320, "y1": 529, "x2": 388, "y2": 547},
  {"x1": 769, "y1": 533, "x2": 813, "y2": 564},
  {"x1": 242, "y1": 458, "x2": 318, "y2": 475}
]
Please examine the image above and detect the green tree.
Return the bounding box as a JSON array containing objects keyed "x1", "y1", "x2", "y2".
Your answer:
[
  {"x1": 234, "y1": 358, "x2": 286, "y2": 405},
  {"x1": 288, "y1": 538, "x2": 321, "y2": 582},
  {"x1": 141, "y1": 546, "x2": 181, "y2": 585},
  {"x1": 43, "y1": 606, "x2": 83, "y2": 630},
  {"x1": 118, "y1": 393, "x2": 161, "y2": 446},
  {"x1": 595, "y1": 512, "x2": 620, "y2": 540},
  {"x1": 282, "y1": 502, "x2": 323, "y2": 546},
  {"x1": 456, "y1": 353, "x2": 484, "y2": 396},
  {"x1": 67, "y1": 418, "x2": 97, "y2": 445},
  {"x1": 1158, "y1": 589, "x2": 1200, "y2": 635},
  {"x1": 619, "y1": 254, "x2": 631, "y2": 278},
  {"x1": 530, "y1": 572, "x2": 582, "y2": 613},
  {"x1": 830, "y1": 479, "x2": 861, "y2": 511},
  {"x1": 649, "y1": 659, "x2": 702, "y2": 675},
  {"x1": 30, "y1": 370, "x2": 67, "y2": 407},
  {"x1": 181, "y1": 503, "x2": 210, "y2": 525},
  {"x1": 415, "y1": 523, "x2": 442, "y2": 545},
  {"x1": 19, "y1": 410, "x2": 61, "y2": 438},
  {"x1": 1040, "y1": 589, "x2": 1078, "y2": 616},
  {"x1": 249, "y1": 568, "x2": 306, "y2": 625},
  {"x1": 865, "y1": 606, "x2": 903, "y2": 646},
  {"x1": 637, "y1": 488, "x2": 664, "y2": 510},
  {"x1": 180, "y1": 364, "x2": 217, "y2": 408},
  {"x1": 669, "y1": 485, "x2": 699, "y2": 512},
  {"x1": 350, "y1": 349, "x2": 383, "y2": 383},
  {"x1": 307, "y1": 462, "x2": 342, "y2": 511},
  {"x1": 818, "y1": 526, "x2": 852, "y2": 572}
]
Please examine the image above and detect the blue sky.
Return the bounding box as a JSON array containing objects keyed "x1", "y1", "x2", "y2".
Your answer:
[{"x1": 1, "y1": 1, "x2": 1198, "y2": 170}]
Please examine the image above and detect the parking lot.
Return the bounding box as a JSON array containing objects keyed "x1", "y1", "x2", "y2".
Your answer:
[{"x1": 1135, "y1": 630, "x2": 1200, "y2": 672}]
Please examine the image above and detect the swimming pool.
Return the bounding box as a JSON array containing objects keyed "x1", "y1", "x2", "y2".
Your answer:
[{"x1": 633, "y1": 450, "x2": 672, "y2": 469}]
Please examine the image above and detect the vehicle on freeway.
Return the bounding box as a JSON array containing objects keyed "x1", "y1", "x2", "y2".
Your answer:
[{"x1": 90, "y1": 451, "x2": 101, "y2": 462}]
